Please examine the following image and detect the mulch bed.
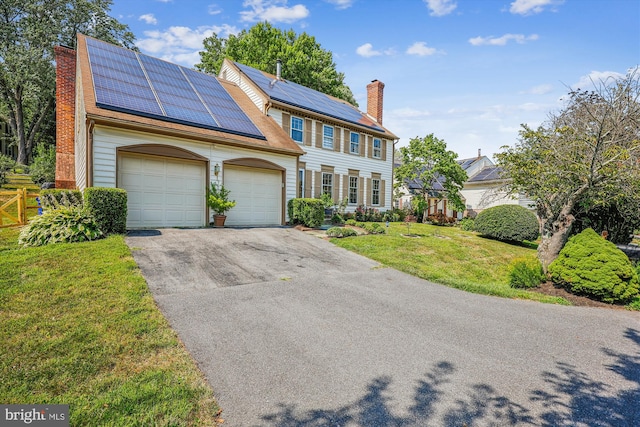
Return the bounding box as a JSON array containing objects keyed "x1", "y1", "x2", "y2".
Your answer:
[{"x1": 530, "y1": 281, "x2": 629, "y2": 310}]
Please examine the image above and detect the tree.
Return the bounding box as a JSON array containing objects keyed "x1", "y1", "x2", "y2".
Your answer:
[
  {"x1": 196, "y1": 21, "x2": 357, "y2": 106},
  {"x1": 496, "y1": 69, "x2": 640, "y2": 271},
  {"x1": 0, "y1": 0, "x2": 134, "y2": 165},
  {"x1": 394, "y1": 134, "x2": 467, "y2": 223}
]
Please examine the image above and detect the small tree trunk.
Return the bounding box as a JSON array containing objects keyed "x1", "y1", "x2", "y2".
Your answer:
[{"x1": 538, "y1": 216, "x2": 575, "y2": 273}]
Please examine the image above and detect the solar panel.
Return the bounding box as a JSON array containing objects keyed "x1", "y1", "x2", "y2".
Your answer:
[
  {"x1": 85, "y1": 37, "x2": 264, "y2": 140},
  {"x1": 234, "y1": 62, "x2": 385, "y2": 132},
  {"x1": 469, "y1": 167, "x2": 503, "y2": 182}
]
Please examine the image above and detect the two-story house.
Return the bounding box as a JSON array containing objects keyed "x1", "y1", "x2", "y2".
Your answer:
[{"x1": 55, "y1": 34, "x2": 397, "y2": 228}]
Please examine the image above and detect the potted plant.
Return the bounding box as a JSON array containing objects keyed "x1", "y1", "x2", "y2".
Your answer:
[{"x1": 207, "y1": 182, "x2": 236, "y2": 227}]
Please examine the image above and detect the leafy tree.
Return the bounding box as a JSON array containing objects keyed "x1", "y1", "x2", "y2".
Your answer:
[
  {"x1": 395, "y1": 134, "x2": 467, "y2": 223},
  {"x1": 0, "y1": 0, "x2": 135, "y2": 165},
  {"x1": 196, "y1": 21, "x2": 357, "y2": 106},
  {"x1": 496, "y1": 69, "x2": 640, "y2": 271}
]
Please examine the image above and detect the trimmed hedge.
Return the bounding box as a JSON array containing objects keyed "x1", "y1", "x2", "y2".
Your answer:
[
  {"x1": 474, "y1": 205, "x2": 539, "y2": 242},
  {"x1": 83, "y1": 187, "x2": 128, "y2": 234},
  {"x1": 40, "y1": 189, "x2": 83, "y2": 210},
  {"x1": 548, "y1": 228, "x2": 640, "y2": 303},
  {"x1": 326, "y1": 227, "x2": 358, "y2": 238},
  {"x1": 288, "y1": 198, "x2": 324, "y2": 228},
  {"x1": 19, "y1": 206, "x2": 103, "y2": 247}
]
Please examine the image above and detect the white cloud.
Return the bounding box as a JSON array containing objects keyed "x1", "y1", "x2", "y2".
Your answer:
[
  {"x1": 208, "y1": 4, "x2": 222, "y2": 15},
  {"x1": 136, "y1": 24, "x2": 239, "y2": 67},
  {"x1": 139, "y1": 14, "x2": 158, "y2": 25},
  {"x1": 526, "y1": 84, "x2": 554, "y2": 95},
  {"x1": 406, "y1": 42, "x2": 437, "y2": 56},
  {"x1": 509, "y1": 0, "x2": 564, "y2": 15},
  {"x1": 240, "y1": 0, "x2": 310, "y2": 23},
  {"x1": 424, "y1": 0, "x2": 457, "y2": 17},
  {"x1": 571, "y1": 70, "x2": 625, "y2": 90},
  {"x1": 325, "y1": 0, "x2": 354, "y2": 9},
  {"x1": 469, "y1": 33, "x2": 539, "y2": 46},
  {"x1": 356, "y1": 43, "x2": 382, "y2": 57}
]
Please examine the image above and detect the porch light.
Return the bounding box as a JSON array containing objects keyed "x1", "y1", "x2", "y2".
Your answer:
[{"x1": 214, "y1": 163, "x2": 220, "y2": 177}]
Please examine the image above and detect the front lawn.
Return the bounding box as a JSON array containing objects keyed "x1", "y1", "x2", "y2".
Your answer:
[
  {"x1": 0, "y1": 227, "x2": 220, "y2": 426},
  {"x1": 331, "y1": 222, "x2": 569, "y2": 305}
]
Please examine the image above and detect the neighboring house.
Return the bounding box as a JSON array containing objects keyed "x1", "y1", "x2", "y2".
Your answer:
[
  {"x1": 0, "y1": 121, "x2": 16, "y2": 159},
  {"x1": 220, "y1": 59, "x2": 398, "y2": 213},
  {"x1": 55, "y1": 35, "x2": 396, "y2": 228},
  {"x1": 395, "y1": 153, "x2": 530, "y2": 219}
]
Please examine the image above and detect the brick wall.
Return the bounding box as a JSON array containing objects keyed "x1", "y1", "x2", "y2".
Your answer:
[
  {"x1": 55, "y1": 45, "x2": 76, "y2": 189},
  {"x1": 366, "y1": 80, "x2": 385, "y2": 125}
]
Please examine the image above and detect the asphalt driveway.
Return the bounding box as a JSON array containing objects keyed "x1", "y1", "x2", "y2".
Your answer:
[{"x1": 126, "y1": 227, "x2": 640, "y2": 426}]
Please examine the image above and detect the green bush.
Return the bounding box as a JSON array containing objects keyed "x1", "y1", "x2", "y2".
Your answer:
[
  {"x1": 548, "y1": 228, "x2": 640, "y2": 303},
  {"x1": 326, "y1": 227, "x2": 358, "y2": 238},
  {"x1": 0, "y1": 153, "x2": 15, "y2": 185},
  {"x1": 509, "y1": 257, "x2": 545, "y2": 289},
  {"x1": 345, "y1": 219, "x2": 357, "y2": 226},
  {"x1": 30, "y1": 144, "x2": 56, "y2": 185},
  {"x1": 287, "y1": 198, "x2": 324, "y2": 228},
  {"x1": 364, "y1": 222, "x2": 386, "y2": 234},
  {"x1": 40, "y1": 189, "x2": 83, "y2": 210},
  {"x1": 331, "y1": 213, "x2": 344, "y2": 225},
  {"x1": 459, "y1": 217, "x2": 475, "y2": 232},
  {"x1": 19, "y1": 207, "x2": 103, "y2": 247},
  {"x1": 83, "y1": 187, "x2": 128, "y2": 234},
  {"x1": 474, "y1": 205, "x2": 539, "y2": 243}
]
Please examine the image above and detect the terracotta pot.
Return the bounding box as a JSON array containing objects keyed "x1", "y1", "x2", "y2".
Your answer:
[{"x1": 213, "y1": 214, "x2": 227, "y2": 227}]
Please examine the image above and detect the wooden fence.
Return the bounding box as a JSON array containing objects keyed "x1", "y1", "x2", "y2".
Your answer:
[{"x1": 0, "y1": 188, "x2": 40, "y2": 228}]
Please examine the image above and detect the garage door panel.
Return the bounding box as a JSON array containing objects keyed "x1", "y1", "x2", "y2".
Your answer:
[
  {"x1": 224, "y1": 166, "x2": 282, "y2": 226},
  {"x1": 118, "y1": 154, "x2": 205, "y2": 228}
]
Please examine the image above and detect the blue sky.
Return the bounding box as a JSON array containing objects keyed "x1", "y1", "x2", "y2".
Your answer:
[{"x1": 110, "y1": 0, "x2": 639, "y2": 160}]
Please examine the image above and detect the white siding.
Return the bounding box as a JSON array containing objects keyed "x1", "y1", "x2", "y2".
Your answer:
[
  {"x1": 461, "y1": 184, "x2": 520, "y2": 214},
  {"x1": 220, "y1": 62, "x2": 266, "y2": 113},
  {"x1": 74, "y1": 64, "x2": 87, "y2": 190},
  {"x1": 269, "y1": 107, "x2": 394, "y2": 212}
]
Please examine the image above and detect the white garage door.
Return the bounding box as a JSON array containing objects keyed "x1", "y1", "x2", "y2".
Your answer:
[
  {"x1": 223, "y1": 166, "x2": 282, "y2": 226},
  {"x1": 118, "y1": 154, "x2": 206, "y2": 228}
]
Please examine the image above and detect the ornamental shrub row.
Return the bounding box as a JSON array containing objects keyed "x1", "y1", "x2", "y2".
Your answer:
[{"x1": 20, "y1": 187, "x2": 127, "y2": 247}]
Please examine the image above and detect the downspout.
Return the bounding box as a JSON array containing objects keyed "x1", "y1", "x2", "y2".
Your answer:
[{"x1": 87, "y1": 119, "x2": 95, "y2": 188}]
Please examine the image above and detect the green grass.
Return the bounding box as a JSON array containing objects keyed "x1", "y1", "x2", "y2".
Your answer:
[
  {"x1": 0, "y1": 227, "x2": 220, "y2": 426},
  {"x1": 332, "y1": 222, "x2": 569, "y2": 305}
]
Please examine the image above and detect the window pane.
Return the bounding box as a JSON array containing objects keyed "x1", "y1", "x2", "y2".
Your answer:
[
  {"x1": 322, "y1": 172, "x2": 333, "y2": 196},
  {"x1": 291, "y1": 117, "x2": 303, "y2": 142},
  {"x1": 372, "y1": 179, "x2": 380, "y2": 205},
  {"x1": 349, "y1": 176, "x2": 358, "y2": 204},
  {"x1": 350, "y1": 132, "x2": 359, "y2": 154},
  {"x1": 298, "y1": 169, "x2": 304, "y2": 198},
  {"x1": 323, "y1": 125, "x2": 334, "y2": 149},
  {"x1": 373, "y1": 138, "x2": 381, "y2": 158}
]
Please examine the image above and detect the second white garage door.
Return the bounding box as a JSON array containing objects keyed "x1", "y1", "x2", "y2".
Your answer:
[
  {"x1": 223, "y1": 166, "x2": 282, "y2": 226},
  {"x1": 118, "y1": 154, "x2": 206, "y2": 228}
]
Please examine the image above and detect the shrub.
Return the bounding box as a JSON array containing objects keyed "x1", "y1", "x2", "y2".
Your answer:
[
  {"x1": 509, "y1": 257, "x2": 545, "y2": 289},
  {"x1": 548, "y1": 228, "x2": 640, "y2": 303},
  {"x1": 474, "y1": 205, "x2": 539, "y2": 243},
  {"x1": 427, "y1": 213, "x2": 456, "y2": 226},
  {"x1": 40, "y1": 189, "x2": 83, "y2": 210},
  {"x1": 345, "y1": 219, "x2": 357, "y2": 226},
  {"x1": 0, "y1": 153, "x2": 15, "y2": 185},
  {"x1": 30, "y1": 144, "x2": 56, "y2": 185},
  {"x1": 459, "y1": 217, "x2": 475, "y2": 232},
  {"x1": 383, "y1": 210, "x2": 400, "y2": 222},
  {"x1": 83, "y1": 187, "x2": 128, "y2": 234},
  {"x1": 19, "y1": 206, "x2": 103, "y2": 247},
  {"x1": 326, "y1": 227, "x2": 358, "y2": 238},
  {"x1": 364, "y1": 222, "x2": 386, "y2": 234},
  {"x1": 331, "y1": 213, "x2": 344, "y2": 225},
  {"x1": 288, "y1": 198, "x2": 324, "y2": 228}
]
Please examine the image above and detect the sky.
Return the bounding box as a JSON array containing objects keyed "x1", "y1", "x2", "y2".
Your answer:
[{"x1": 109, "y1": 0, "x2": 640, "y2": 160}]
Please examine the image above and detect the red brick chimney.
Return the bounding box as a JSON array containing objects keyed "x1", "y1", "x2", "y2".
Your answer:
[
  {"x1": 55, "y1": 45, "x2": 76, "y2": 189},
  {"x1": 366, "y1": 79, "x2": 385, "y2": 125}
]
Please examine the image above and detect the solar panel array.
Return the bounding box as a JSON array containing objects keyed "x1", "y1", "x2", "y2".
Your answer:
[
  {"x1": 235, "y1": 62, "x2": 384, "y2": 132},
  {"x1": 468, "y1": 166, "x2": 503, "y2": 182},
  {"x1": 86, "y1": 37, "x2": 264, "y2": 140}
]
